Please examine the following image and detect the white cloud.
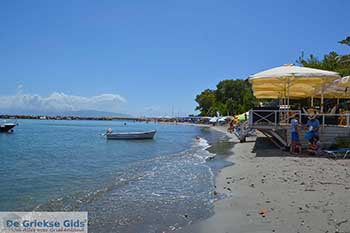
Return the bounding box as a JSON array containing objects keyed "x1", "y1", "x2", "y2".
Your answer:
[{"x1": 0, "y1": 92, "x2": 126, "y2": 113}]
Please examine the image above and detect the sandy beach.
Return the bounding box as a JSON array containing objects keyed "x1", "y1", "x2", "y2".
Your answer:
[{"x1": 178, "y1": 126, "x2": 350, "y2": 233}]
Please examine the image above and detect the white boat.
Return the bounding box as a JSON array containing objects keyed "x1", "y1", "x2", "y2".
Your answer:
[
  {"x1": 106, "y1": 130, "x2": 156, "y2": 140},
  {"x1": 0, "y1": 123, "x2": 16, "y2": 133}
]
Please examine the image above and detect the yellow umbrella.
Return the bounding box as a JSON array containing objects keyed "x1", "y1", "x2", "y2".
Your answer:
[
  {"x1": 249, "y1": 64, "x2": 340, "y2": 112},
  {"x1": 252, "y1": 83, "x2": 315, "y2": 96},
  {"x1": 253, "y1": 90, "x2": 308, "y2": 99},
  {"x1": 316, "y1": 82, "x2": 350, "y2": 99},
  {"x1": 335, "y1": 76, "x2": 350, "y2": 88}
]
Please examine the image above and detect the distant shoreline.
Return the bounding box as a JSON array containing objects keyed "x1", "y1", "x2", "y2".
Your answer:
[{"x1": 0, "y1": 114, "x2": 173, "y2": 122}]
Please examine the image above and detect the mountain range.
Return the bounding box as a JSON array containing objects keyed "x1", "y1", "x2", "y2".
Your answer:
[{"x1": 0, "y1": 109, "x2": 130, "y2": 117}]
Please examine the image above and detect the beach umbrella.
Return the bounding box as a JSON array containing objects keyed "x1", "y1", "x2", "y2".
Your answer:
[
  {"x1": 235, "y1": 112, "x2": 249, "y2": 121},
  {"x1": 335, "y1": 76, "x2": 350, "y2": 88},
  {"x1": 249, "y1": 64, "x2": 340, "y2": 112},
  {"x1": 253, "y1": 90, "x2": 309, "y2": 99},
  {"x1": 218, "y1": 117, "x2": 226, "y2": 122},
  {"x1": 209, "y1": 117, "x2": 218, "y2": 123},
  {"x1": 317, "y1": 81, "x2": 350, "y2": 99},
  {"x1": 252, "y1": 82, "x2": 315, "y2": 96}
]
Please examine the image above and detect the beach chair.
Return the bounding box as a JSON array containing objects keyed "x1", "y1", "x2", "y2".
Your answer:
[{"x1": 323, "y1": 148, "x2": 350, "y2": 159}]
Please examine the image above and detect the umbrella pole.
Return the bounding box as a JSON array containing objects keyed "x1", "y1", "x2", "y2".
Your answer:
[
  {"x1": 311, "y1": 96, "x2": 314, "y2": 107},
  {"x1": 321, "y1": 78, "x2": 325, "y2": 113},
  {"x1": 287, "y1": 76, "x2": 291, "y2": 110},
  {"x1": 321, "y1": 93, "x2": 324, "y2": 113}
]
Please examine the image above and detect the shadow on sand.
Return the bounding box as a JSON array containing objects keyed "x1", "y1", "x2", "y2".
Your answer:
[{"x1": 252, "y1": 137, "x2": 334, "y2": 159}]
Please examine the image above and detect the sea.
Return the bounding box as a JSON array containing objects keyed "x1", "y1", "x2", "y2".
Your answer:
[{"x1": 0, "y1": 119, "x2": 234, "y2": 233}]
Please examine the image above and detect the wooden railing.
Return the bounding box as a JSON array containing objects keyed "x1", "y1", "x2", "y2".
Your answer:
[{"x1": 249, "y1": 109, "x2": 350, "y2": 129}]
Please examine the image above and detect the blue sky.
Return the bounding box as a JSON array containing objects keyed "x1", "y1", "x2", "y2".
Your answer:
[{"x1": 0, "y1": 0, "x2": 349, "y2": 116}]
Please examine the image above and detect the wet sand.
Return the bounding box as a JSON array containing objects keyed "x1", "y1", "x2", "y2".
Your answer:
[{"x1": 178, "y1": 126, "x2": 350, "y2": 233}]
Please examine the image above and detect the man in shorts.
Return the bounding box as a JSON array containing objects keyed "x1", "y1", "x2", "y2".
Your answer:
[{"x1": 290, "y1": 114, "x2": 301, "y2": 155}]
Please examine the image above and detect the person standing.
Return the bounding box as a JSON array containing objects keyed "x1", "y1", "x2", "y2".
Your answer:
[
  {"x1": 306, "y1": 113, "x2": 320, "y2": 143},
  {"x1": 290, "y1": 114, "x2": 301, "y2": 155}
]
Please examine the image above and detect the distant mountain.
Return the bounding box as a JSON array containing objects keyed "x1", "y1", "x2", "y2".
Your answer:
[
  {"x1": 0, "y1": 109, "x2": 130, "y2": 117},
  {"x1": 62, "y1": 110, "x2": 130, "y2": 117}
]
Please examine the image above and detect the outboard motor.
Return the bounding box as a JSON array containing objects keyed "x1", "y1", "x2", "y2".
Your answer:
[{"x1": 106, "y1": 128, "x2": 113, "y2": 135}]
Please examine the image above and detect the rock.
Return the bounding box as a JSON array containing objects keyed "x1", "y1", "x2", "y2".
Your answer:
[
  {"x1": 259, "y1": 209, "x2": 268, "y2": 215},
  {"x1": 304, "y1": 188, "x2": 316, "y2": 192},
  {"x1": 250, "y1": 184, "x2": 255, "y2": 188}
]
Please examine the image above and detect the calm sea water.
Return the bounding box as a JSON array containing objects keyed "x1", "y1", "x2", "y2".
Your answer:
[{"x1": 0, "y1": 119, "x2": 233, "y2": 233}]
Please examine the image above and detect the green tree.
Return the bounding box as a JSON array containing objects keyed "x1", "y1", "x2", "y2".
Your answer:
[
  {"x1": 215, "y1": 79, "x2": 246, "y2": 104},
  {"x1": 208, "y1": 102, "x2": 227, "y2": 116},
  {"x1": 297, "y1": 37, "x2": 350, "y2": 76},
  {"x1": 195, "y1": 89, "x2": 216, "y2": 116},
  {"x1": 242, "y1": 85, "x2": 257, "y2": 111},
  {"x1": 225, "y1": 98, "x2": 235, "y2": 115},
  {"x1": 195, "y1": 79, "x2": 257, "y2": 116}
]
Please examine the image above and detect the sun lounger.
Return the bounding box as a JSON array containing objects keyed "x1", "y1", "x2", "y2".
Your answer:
[{"x1": 323, "y1": 148, "x2": 350, "y2": 159}]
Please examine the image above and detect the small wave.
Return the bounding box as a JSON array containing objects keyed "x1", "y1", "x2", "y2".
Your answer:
[
  {"x1": 192, "y1": 137, "x2": 216, "y2": 161},
  {"x1": 194, "y1": 137, "x2": 211, "y2": 150}
]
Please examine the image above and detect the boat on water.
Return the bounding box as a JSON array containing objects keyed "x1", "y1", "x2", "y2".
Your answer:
[
  {"x1": 0, "y1": 123, "x2": 16, "y2": 133},
  {"x1": 105, "y1": 129, "x2": 156, "y2": 140}
]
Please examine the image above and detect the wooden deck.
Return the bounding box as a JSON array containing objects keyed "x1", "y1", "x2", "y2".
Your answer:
[{"x1": 249, "y1": 109, "x2": 350, "y2": 148}]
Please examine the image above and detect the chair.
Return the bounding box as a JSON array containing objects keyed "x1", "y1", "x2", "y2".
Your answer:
[{"x1": 323, "y1": 148, "x2": 350, "y2": 159}]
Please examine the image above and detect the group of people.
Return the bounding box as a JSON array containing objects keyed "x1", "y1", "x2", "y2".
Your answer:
[{"x1": 290, "y1": 113, "x2": 322, "y2": 156}]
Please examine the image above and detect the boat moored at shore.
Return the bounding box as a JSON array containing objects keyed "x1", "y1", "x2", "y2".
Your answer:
[
  {"x1": 0, "y1": 123, "x2": 16, "y2": 133},
  {"x1": 106, "y1": 130, "x2": 156, "y2": 140}
]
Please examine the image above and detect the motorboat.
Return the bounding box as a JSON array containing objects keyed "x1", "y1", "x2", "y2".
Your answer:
[
  {"x1": 105, "y1": 129, "x2": 156, "y2": 140},
  {"x1": 0, "y1": 123, "x2": 16, "y2": 133}
]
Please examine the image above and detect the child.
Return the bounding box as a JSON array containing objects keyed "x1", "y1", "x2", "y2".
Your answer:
[
  {"x1": 307, "y1": 136, "x2": 322, "y2": 156},
  {"x1": 290, "y1": 115, "x2": 301, "y2": 155},
  {"x1": 295, "y1": 142, "x2": 302, "y2": 155}
]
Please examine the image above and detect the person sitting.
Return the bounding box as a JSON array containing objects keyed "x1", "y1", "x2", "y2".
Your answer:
[{"x1": 306, "y1": 135, "x2": 322, "y2": 156}]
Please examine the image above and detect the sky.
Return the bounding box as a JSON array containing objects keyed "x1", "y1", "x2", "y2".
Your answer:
[{"x1": 0, "y1": 0, "x2": 349, "y2": 116}]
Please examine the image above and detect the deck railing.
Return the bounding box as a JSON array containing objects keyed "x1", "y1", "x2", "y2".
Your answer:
[{"x1": 249, "y1": 109, "x2": 350, "y2": 129}]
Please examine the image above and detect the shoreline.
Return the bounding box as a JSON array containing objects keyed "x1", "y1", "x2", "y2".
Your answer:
[{"x1": 178, "y1": 127, "x2": 350, "y2": 233}]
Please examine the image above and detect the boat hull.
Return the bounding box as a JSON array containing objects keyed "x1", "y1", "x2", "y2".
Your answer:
[
  {"x1": 106, "y1": 130, "x2": 156, "y2": 140},
  {"x1": 0, "y1": 123, "x2": 16, "y2": 133}
]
